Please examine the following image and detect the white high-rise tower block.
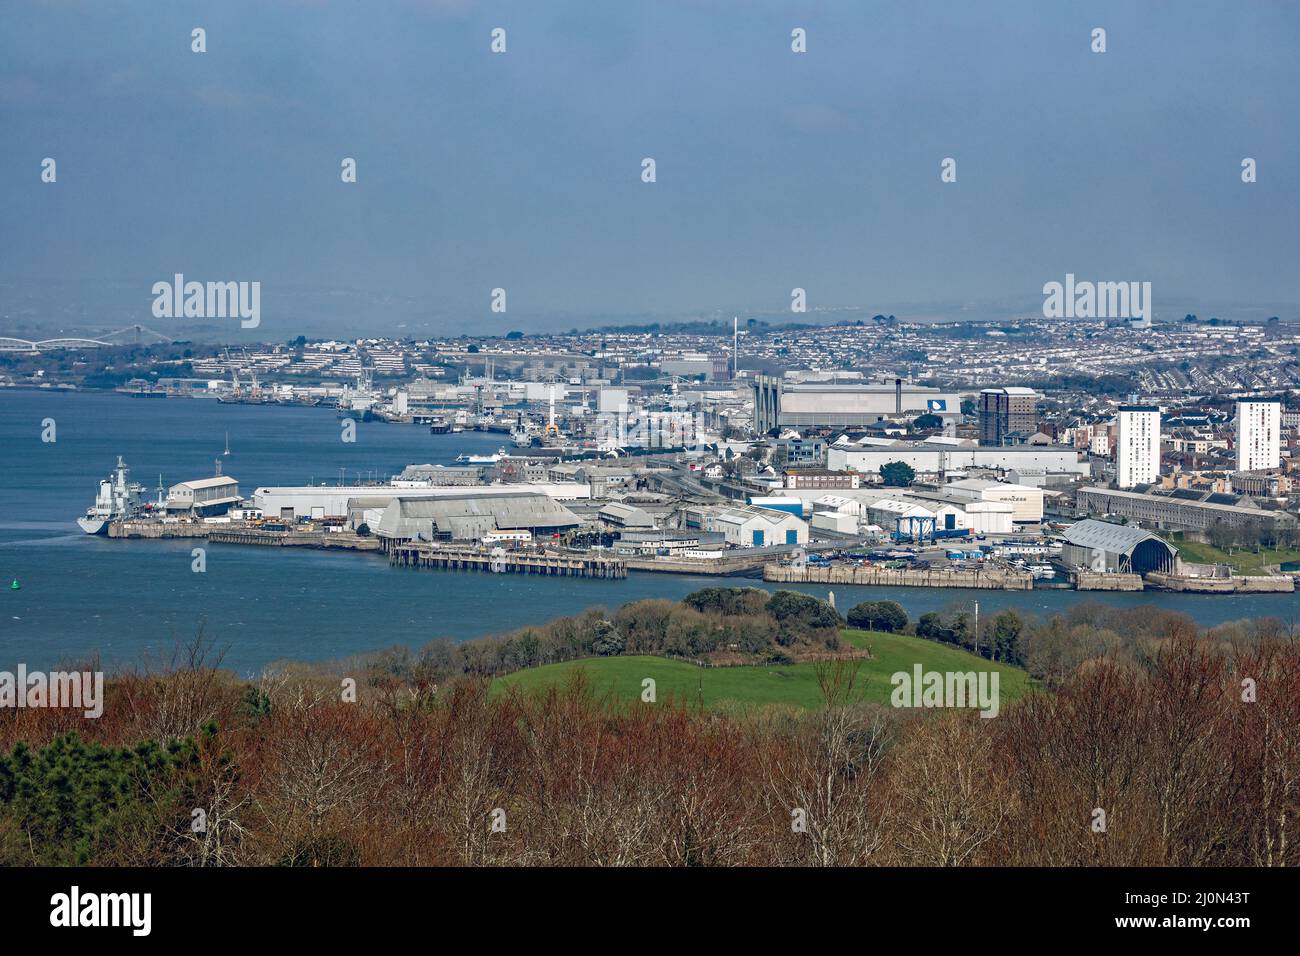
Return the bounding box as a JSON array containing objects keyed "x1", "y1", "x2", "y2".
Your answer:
[
  {"x1": 1235, "y1": 398, "x2": 1281, "y2": 472},
  {"x1": 1116, "y1": 405, "x2": 1160, "y2": 488}
]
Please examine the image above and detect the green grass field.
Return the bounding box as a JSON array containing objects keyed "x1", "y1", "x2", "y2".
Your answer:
[
  {"x1": 496, "y1": 629, "x2": 1033, "y2": 711},
  {"x1": 1162, "y1": 536, "x2": 1300, "y2": 575}
]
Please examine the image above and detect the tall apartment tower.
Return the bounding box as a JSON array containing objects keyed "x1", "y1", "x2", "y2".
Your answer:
[
  {"x1": 1235, "y1": 398, "x2": 1281, "y2": 472},
  {"x1": 1116, "y1": 405, "x2": 1161, "y2": 488},
  {"x1": 979, "y1": 387, "x2": 1039, "y2": 445}
]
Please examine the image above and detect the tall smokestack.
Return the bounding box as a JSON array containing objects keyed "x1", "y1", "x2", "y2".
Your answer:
[{"x1": 895, "y1": 378, "x2": 902, "y2": 415}]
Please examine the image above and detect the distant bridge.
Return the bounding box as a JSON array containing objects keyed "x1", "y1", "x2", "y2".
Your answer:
[
  {"x1": 0, "y1": 337, "x2": 108, "y2": 351},
  {"x1": 0, "y1": 326, "x2": 173, "y2": 351}
]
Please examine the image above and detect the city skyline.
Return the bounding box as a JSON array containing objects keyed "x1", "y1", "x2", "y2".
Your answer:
[{"x1": 2, "y1": 1, "x2": 1299, "y2": 338}]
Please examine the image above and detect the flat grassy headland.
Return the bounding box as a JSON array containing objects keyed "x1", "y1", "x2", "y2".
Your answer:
[
  {"x1": 1165, "y1": 536, "x2": 1300, "y2": 576},
  {"x1": 496, "y1": 629, "x2": 1033, "y2": 710}
]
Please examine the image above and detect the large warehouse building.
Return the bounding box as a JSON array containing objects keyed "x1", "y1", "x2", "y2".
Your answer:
[
  {"x1": 942, "y1": 478, "x2": 1044, "y2": 523},
  {"x1": 827, "y1": 441, "x2": 1087, "y2": 479},
  {"x1": 365, "y1": 492, "x2": 582, "y2": 546},
  {"x1": 1077, "y1": 486, "x2": 1297, "y2": 532},
  {"x1": 1061, "y1": 519, "x2": 1178, "y2": 575},
  {"x1": 752, "y1": 375, "x2": 959, "y2": 432},
  {"x1": 166, "y1": 475, "x2": 241, "y2": 516},
  {"x1": 254, "y1": 482, "x2": 589, "y2": 519}
]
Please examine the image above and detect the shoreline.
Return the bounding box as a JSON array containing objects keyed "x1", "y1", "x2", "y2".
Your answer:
[
  {"x1": 104, "y1": 519, "x2": 1300, "y2": 593},
  {"x1": 7, "y1": 389, "x2": 1300, "y2": 676}
]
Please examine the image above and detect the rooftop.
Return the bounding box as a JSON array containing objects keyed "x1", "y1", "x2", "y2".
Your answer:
[
  {"x1": 1063, "y1": 518, "x2": 1175, "y2": 555},
  {"x1": 174, "y1": 476, "x2": 239, "y2": 490}
]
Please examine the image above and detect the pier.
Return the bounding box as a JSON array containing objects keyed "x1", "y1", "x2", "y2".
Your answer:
[{"x1": 391, "y1": 543, "x2": 626, "y2": 578}]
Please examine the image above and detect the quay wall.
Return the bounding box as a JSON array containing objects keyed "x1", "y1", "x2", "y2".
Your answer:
[
  {"x1": 1145, "y1": 571, "x2": 1294, "y2": 593},
  {"x1": 207, "y1": 530, "x2": 381, "y2": 551},
  {"x1": 1072, "y1": 571, "x2": 1145, "y2": 591},
  {"x1": 109, "y1": 521, "x2": 208, "y2": 539},
  {"x1": 765, "y1": 564, "x2": 1034, "y2": 591},
  {"x1": 623, "y1": 555, "x2": 767, "y2": 575}
]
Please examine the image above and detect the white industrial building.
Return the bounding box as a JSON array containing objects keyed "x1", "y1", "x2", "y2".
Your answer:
[
  {"x1": 812, "y1": 494, "x2": 865, "y2": 516},
  {"x1": 753, "y1": 375, "x2": 959, "y2": 432},
  {"x1": 1116, "y1": 405, "x2": 1161, "y2": 489},
  {"x1": 902, "y1": 485, "x2": 1021, "y2": 534},
  {"x1": 810, "y1": 511, "x2": 859, "y2": 535},
  {"x1": 868, "y1": 498, "x2": 937, "y2": 527},
  {"x1": 167, "y1": 476, "x2": 241, "y2": 516},
  {"x1": 1235, "y1": 398, "x2": 1281, "y2": 472},
  {"x1": 864, "y1": 494, "x2": 1015, "y2": 537},
  {"x1": 683, "y1": 504, "x2": 808, "y2": 547},
  {"x1": 964, "y1": 501, "x2": 1015, "y2": 535},
  {"x1": 942, "y1": 478, "x2": 1044, "y2": 524},
  {"x1": 827, "y1": 441, "x2": 1086, "y2": 479},
  {"x1": 763, "y1": 484, "x2": 1021, "y2": 535}
]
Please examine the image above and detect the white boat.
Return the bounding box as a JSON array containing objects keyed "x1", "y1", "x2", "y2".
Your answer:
[
  {"x1": 455, "y1": 447, "x2": 507, "y2": 465},
  {"x1": 77, "y1": 455, "x2": 147, "y2": 534}
]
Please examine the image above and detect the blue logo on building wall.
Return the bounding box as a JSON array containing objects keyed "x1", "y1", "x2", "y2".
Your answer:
[{"x1": 927, "y1": 399, "x2": 947, "y2": 411}]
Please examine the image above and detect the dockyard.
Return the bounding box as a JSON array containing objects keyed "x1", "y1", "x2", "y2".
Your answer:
[{"x1": 62, "y1": 360, "x2": 1300, "y2": 598}]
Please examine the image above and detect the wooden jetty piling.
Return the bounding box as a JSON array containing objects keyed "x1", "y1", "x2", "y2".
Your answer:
[{"x1": 390, "y1": 543, "x2": 626, "y2": 579}]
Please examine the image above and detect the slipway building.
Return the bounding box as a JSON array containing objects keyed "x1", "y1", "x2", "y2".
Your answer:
[{"x1": 1061, "y1": 519, "x2": 1178, "y2": 575}]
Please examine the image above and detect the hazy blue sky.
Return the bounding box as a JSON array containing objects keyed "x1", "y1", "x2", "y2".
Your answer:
[{"x1": 2, "y1": 0, "x2": 1298, "y2": 336}]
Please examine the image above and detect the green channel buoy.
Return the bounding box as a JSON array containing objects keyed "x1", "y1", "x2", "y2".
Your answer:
[{"x1": 10, "y1": 580, "x2": 19, "y2": 590}]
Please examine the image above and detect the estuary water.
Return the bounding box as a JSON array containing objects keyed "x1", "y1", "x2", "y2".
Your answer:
[{"x1": 0, "y1": 389, "x2": 1295, "y2": 673}]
